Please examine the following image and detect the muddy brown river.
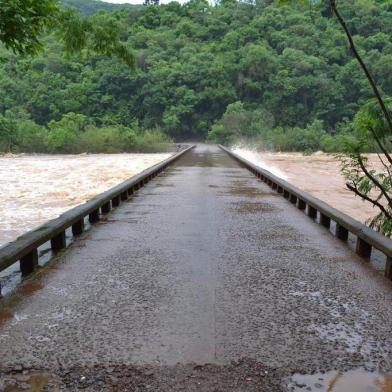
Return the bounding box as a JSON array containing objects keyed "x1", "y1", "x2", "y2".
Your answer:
[
  {"x1": 0, "y1": 153, "x2": 171, "y2": 247},
  {"x1": 0, "y1": 150, "x2": 386, "y2": 247},
  {"x1": 1, "y1": 145, "x2": 392, "y2": 392},
  {"x1": 234, "y1": 148, "x2": 384, "y2": 225}
]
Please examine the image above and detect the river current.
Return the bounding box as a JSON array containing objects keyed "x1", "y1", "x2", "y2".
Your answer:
[
  {"x1": 234, "y1": 148, "x2": 382, "y2": 225},
  {"x1": 0, "y1": 153, "x2": 170, "y2": 247}
]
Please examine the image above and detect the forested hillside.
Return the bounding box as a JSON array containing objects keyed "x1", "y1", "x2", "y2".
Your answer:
[
  {"x1": 61, "y1": 0, "x2": 138, "y2": 16},
  {"x1": 1, "y1": 0, "x2": 392, "y2": 153}
]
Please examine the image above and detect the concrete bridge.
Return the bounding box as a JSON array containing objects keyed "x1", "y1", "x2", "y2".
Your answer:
[{"x1": 0, "y1": 145, "x2": 392, "y2": 391}]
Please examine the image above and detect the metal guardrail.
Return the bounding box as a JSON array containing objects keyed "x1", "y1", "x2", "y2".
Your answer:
[
  {"x1": 0, "y1": 145, "x2": 194, "y2": 287},
  {"x1": 220, "y1": 145, "x2": 392, "y2": 281}
]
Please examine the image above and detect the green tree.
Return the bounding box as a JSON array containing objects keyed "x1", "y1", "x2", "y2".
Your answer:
[
  {"x1": 0, "y1": 0, "x2": 135, "y2": 67},
  {"x1": 46, "y1": 112, "x2": 89, "y2": 153},
  {"x1": 0, "y1": 111, "x2": 18, "y2": 152}
]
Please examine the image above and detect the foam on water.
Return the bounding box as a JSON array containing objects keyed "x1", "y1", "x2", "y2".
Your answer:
[{"x1": 232, "y1": 147, "x2": 289, "y2": 180}]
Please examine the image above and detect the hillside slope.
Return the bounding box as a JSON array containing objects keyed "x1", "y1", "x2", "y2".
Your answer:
[{"x1": 61, "y1": 0, "x2": 138, "y2": 15}]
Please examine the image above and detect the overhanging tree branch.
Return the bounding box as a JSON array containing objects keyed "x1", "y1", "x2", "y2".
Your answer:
[
  {"x1": 330, "y1": 0, "x2": 392, "y2": 135},
  {"x1": 356, "y1": 154, "x2": 392, "y2": 205},
  {"x1": 346, "y1": 183, "x2": 392, "y2": 220}
]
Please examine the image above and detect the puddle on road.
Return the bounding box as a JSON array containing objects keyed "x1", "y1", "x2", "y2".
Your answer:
[
  {"x1": 219, "y1": 185, "x2": 268, "y2": 198},
  {"x1": 231, "y1": 201, "x2": 277, "y2": 214},
  {"x1": 288, "y1": 368, "x2": 392, "y2": 392},
  {"x1": 3, "y1": 372, "x2": 53, "y2": 392},
  {"x1": 155, "y1": 183, "x2": 175, "y2": 187}
]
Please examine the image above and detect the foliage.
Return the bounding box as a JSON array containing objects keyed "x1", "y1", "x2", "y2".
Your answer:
[
  {"x1": 61, "y1": 0, "x2": 138, "y2": 16},
  {"x1": 208, "y1": 102, "x2": 353, "y2": 153},
  {"x1": 1, "y1": 0, "x2": 392, "y2": 144},
  {"x1": 0, "y1": 110, "x2": 18, "y2": 152},
  {"x1": 56, "y1": 9, "x2": 135, "y2": 68},
  {"x1": 3, "y1": 0, "x2": 392, "y2": 233},
  {"x1": 0, "y1": 111, "x2": 171, "y2": 154},
  {"x1": 296, "y1": 0, "x2": 392, "y2": 236},
  {"x1": 46, "y1": 112, "x2": 90, "y2": 153},
  {"x1": 0, "y1": 0, "x2": 135, "y2": 67},
  {"x1": 337, "y1": 98, "x2": 392, "y2": 235},
  {"x1": 0, "y1": 0, "x2": 58, "y2": 56},
  {"x1": 1, "y1": 1, "x2": 392, "y2": 151}
]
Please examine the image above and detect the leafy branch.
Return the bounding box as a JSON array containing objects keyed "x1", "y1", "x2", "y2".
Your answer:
[
  {"x1": 0, "y1": 0, "x2": 135, "y2": 68},
  {"x1": 284, "y1": 0, "x2": 392, "y2": 235}
]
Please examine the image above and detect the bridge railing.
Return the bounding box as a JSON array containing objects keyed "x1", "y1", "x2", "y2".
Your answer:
[
  {"x1": 220, "y1": 145, "x2": 392, "y2": 280},
  {"x1": 0, "y1": 146, "x2": 194, "y2": 287}
]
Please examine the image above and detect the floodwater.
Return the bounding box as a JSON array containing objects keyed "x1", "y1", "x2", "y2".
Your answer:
[
  {"x1": 0, "y1": 153, "x2": 170, "y2": 247},
  {"x1": 233, "y1": 148, "x2": 384, "y2": 224}
]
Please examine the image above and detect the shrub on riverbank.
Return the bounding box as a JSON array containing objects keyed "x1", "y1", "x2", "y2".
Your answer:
[
  {"x1": 0, "y1": 111, "x2": 172, "y2": 154},
  {"x1": 207, "y1": 102, "x2": 378, "y2": 154}
]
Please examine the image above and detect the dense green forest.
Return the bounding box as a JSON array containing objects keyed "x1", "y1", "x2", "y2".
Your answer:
[
  {"x1": 61, "y1": 0, "x2": 138, "y2": 16},
  {"x1": 1, "y1": 0, "x2": 392, "y2": 153}
]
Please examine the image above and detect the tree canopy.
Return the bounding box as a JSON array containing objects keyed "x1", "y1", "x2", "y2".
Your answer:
[
  {"x1": 0, "y1": 0, "x2": 135, "y2": 67},
  {"x1": 0, "y1": 0, "x2": 392, "y2": 152},
  {"x1": 61, "y1": 0, "x2": 139, "y2": 16}
]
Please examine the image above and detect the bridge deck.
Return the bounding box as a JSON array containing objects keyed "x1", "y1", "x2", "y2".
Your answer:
[{"x1": 1, "y1": 145, "x2": 392, "y2": 391}]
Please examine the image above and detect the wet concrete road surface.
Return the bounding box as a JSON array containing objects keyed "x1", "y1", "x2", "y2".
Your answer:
[{"x1": 1, "y1": 145, "x2": 392, "y2": 391}]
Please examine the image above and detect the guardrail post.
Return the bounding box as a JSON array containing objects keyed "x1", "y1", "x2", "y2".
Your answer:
[
  {"x1": 308, "y1": 206, "x2": 317, "y2": 219},
  {"x1": 121, "y1": 191, "x2": 128, "y2": 201},
  {"x1": 89, "y1": 209, "x2": 100, "y2": 223},
  {"x1": 72, "y1": 219, "x2": 85, "y2": 236},
  {"x1": 283, "y1": 190, "x2": 290, "y2": 199},
  {"x1": 298, "y1": 199, "x2": 306, "y2": 210},
  {"x1": 20, "y1": 249, "x2": 38, "y2": 276},
  {"x1": 277, "y1": 186, "x2": 283, "y2": 194},
  {"x1": 128, "y1": 187, "x2": 134, "y2": 196},
  {"x1": 320, "y1": 214, "x2": 331, "y2": 229},
  {"x1": 272, "y1": 183, "x2": 277, "y2": 190},
  {"x1": 290, "y1": 194, "x2": 297, "y2": 204},
  {"x1": 356, "y1": 238, "x2": 372, "y2": 258},
  {"x1": 101, "y1": 202, "x2": 111, "y2": 214},
  {"x1": 335, "y1": 223, "x2": 349, "y2": 241},
  {"x1": 385, "y1": 257, "x2": 392, "y2": 280},
  {"x1": 112, "y1": 196, "x2": 120, "y2": 207},
  {"x1": 51, "y1": 231, "x2": 66, "y2": 252}
]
